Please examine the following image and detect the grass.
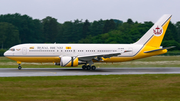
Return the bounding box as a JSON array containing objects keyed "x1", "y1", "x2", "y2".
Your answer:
[
  {"x1": 0, "y1": 74, "x2": 180, "y2": 101},
  {"x1": 164, "y1": 50, "x2": 180, "y2": 55}
]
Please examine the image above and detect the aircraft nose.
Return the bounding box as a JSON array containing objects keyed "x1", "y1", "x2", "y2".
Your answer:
[{"x1": 4, "y1": 51, "x2": 8, "y2": 57}]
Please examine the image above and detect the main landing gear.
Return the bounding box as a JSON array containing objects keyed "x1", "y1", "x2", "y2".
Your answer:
[{"x1": 82, "y1": 65, "x2": 96, "y2": 70}]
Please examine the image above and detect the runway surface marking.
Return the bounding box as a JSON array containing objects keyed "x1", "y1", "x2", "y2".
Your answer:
[{"x1": 0, "y1": 67, "x2": 180, "y2": 77}]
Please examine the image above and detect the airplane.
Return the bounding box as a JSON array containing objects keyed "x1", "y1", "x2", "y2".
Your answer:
[{"x1": 4, "y1": 14, "x2": 175, "y2": 70}]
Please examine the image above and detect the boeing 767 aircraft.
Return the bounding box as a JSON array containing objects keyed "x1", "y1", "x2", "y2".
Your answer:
[{"x1": 4, "y1": 14, "x2": 174, "y2": 70}]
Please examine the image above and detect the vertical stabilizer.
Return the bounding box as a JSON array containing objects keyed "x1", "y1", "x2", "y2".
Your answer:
[{"x1": 134, "y1": 14, "x2": 172, "y2": 48}]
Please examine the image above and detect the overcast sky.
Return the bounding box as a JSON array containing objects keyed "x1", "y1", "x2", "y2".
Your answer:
[{"x1": 0, "y1": 0, "x2": 179, "y2": 23}]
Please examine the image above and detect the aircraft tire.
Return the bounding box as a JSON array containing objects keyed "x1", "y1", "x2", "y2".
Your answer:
[
  {"x1": 18, "y1": 66, "x2": 22, "y2": 70},
  {"x1": 92, "y1": 66, "x2": 96, "y2": 70},
  {"x1": 87, "y1": 65, "x2": 91, "y2": 70},
  {"x1": 82, "y1": 65, "x2": 86, "y2": 70}
]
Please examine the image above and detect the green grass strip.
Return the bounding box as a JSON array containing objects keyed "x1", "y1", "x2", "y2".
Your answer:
[{"x1": 0, "y1": 74, "x2": 180, "y2": 101}]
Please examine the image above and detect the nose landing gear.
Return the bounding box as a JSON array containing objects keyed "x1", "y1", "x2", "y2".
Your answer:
[
  {"x1": 18, "y1": 65, "x2": 22, "y2": 70},
  {"x1": 17, "y1": 61, "x2": 22, "y2": 70}
]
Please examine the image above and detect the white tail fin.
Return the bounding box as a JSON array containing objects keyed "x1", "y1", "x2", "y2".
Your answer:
[{"x1": 134, "y1": 14, "x2": 172, "y2": 48}]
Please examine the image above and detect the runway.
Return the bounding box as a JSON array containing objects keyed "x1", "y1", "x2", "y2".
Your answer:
[{"x1": 0, "y1": 67, "x2": 180, "y2": 77}]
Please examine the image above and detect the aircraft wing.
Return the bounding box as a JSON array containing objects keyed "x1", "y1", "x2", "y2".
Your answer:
[
  {"x1": 144, "y1": 46, "x2": 175, "y2": 53},
  {"x1": 78, "y1": 52, "x2": 121, "y2": 61}
]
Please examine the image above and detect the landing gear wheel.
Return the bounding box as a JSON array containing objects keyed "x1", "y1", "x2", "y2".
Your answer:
[
  {"x1": 92, "y1": 66, "x2": 96, "y2": 70},
  {"x1": 87, "y1": 65, "x2": 91, "y2": 70},
  {"x1": 82, "y1": 65, "x2": 86, "y2": 70},
  {"x1": 18, "y1": 66, "x2": 22, "y2": 70}
]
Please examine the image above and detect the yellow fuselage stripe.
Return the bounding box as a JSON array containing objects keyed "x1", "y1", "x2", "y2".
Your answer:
[{"x1": 6, "y1": 56, "x2": 61, "y2": 63}]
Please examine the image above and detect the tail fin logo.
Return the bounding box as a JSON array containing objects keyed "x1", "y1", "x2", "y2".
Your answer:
[{"x1": 153, "y1": 26, "x2": 163, "y2": 36}]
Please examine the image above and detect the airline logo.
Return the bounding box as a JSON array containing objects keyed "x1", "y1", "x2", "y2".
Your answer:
[
  {"x1": 16, "y1": 49, "x2": 21, "y2": 51},
  {"x1": 153, "y1": 26, "x2": 163, "y2": 36},
  {"x1": 29, "y1": 46, "x2": 34, "y2": 49},
  {"x1": 66, "y1": 46, "x2": 71, "y2": 49}
]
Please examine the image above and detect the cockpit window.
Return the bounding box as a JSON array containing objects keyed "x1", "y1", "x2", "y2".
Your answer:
[{"x1": 9, "y1": 48, "x2": 15, "y2": 51}]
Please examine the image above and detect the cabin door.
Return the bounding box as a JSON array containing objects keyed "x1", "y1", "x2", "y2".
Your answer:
[{"x1": 22, "y1": 47, "x2": 27, "y2": 55}]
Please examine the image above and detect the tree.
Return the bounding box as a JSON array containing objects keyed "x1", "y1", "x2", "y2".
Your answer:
[
  {"x1": 162, "y1": 40, "x2": 180, "y2": 50},
  {"x1": 0, "y1": 23, "x2": 7, "y2": 48},
  {"x1": 59, "y1": 21, "x2": 73, "y2": 43},
  {"x1": 82, "y1": 19, "x2": 90, "y2": 38},
  {"x1": 175, "y1": 21, "x2": 180, "y2": 43},
  {"x1": 32, "y1": 19, "x2": 44, "y2": 42},
  {"x1": 42, "y1": 16, "x2": 59, "y2": 43},
  {"x1": 0, "y1": 22, "x2": 20, "y2": 48},
  {"x1": 89, "y1": 19, "x2": 104, "y2": 36},
  {"x1": 127, "y1": 18, "x2": 134, "y2": 24},
  {"x1": 164, "y1": 22, "x2": 178, "y2": 42},
  {"x1": 0, "y1": 13, "x2": 43, "y2": 43},
  {"x1": 103, "y1": 19, "x2": 116, "y2": 33},
  {"x1": 72, "y1": 19, "x2": 83, "y2": 42}
]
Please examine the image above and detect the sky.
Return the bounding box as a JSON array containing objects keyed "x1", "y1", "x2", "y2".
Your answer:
[{"x1": 0, "y1": 0, "x2": 179, "y2": 23}]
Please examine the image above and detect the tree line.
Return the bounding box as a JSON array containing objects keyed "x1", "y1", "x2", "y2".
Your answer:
[{"x1": 0, "y1": 13, "x2": 180, "y2": 50}]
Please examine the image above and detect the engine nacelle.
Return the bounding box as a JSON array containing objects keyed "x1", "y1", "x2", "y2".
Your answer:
[{"x1": 60, "y1": 56, "x2": 78, "y2": 67}]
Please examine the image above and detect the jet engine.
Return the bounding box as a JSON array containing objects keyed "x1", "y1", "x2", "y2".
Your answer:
[{"x1": 60, "y1": 56, "x2": 78, "y2": 67}]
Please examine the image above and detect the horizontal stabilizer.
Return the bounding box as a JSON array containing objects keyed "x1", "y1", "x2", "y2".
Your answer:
[{"x1": 144, "y1": 46, "x2": 175, "y2": 53}]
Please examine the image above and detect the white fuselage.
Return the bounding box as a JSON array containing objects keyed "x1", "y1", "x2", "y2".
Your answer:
[{"x1": 4, "y1": 43, "x2": 143, "y2": 57}]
